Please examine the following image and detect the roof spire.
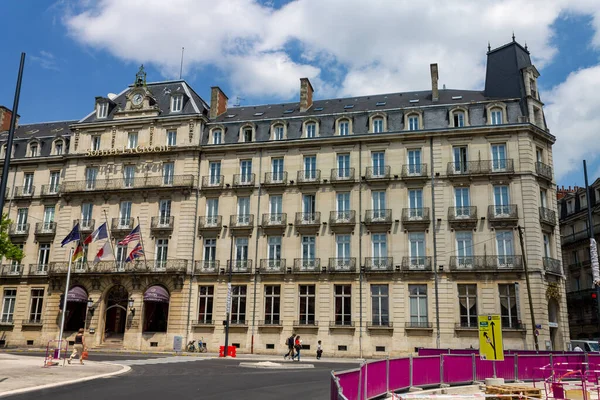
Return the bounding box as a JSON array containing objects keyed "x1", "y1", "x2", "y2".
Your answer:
[
  {"x1": 524, "y1": 41, "x2": 528, "y2": 51},
  {"x1": 512, "y1": 32, "x2": 516, "y2": 42},
  {"x1": 487, "y1": 41, "x2": 491, "y2": 52},
  {"x1": 134, "y1": 64, "x2": 147, "y2": 87}
]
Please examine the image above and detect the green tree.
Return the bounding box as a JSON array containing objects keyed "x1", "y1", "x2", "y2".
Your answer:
[{"x1": 0, "y1": 214, "x2": 24, "y2": 262}]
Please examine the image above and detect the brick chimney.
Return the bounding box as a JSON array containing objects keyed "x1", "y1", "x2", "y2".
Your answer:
[
  {"x1": 209, "y1": 87, "x2": 228, "y2": 119},
  {"x1": 430, "y1": 64, "x2": 439, "y2": 102},
  {"x1": 0, "y1": 106, "x2": 18, "y2": 131},
  {"x1": 300, "y1": 78, "x2": 314, "y2": 112}
]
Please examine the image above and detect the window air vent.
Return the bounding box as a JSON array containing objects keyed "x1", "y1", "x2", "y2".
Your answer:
[
  {"x1": 253, "y1": 112, "x2": 264, "y2": 116},
  {"x1": 376, "y1": 102, "x2": 386, "y2": 106},
  {"x1": 338, "y1": 345, "x2": 348, "y2": 351},
  {"x1": 314, "y1": 107, "x2": 324, "y2": 111},
  {"x1": 409, "y1": 99, "x2": 419, "y2": 103},
  {"x1": 284, "y1": 109, "x2": 294, "y2": 114},
  {"x1": 376, "y1": 346, "x2": 386, "y2": 352},
  {"x1": 452, "y1": 96, "x2": 463, "y2": 100},
  {"x1": 343, "y1": 105, "x2": 354, "y2": 109},
  {"x1": 266, "y1": 344, "x2": 275, "y2": 349}
]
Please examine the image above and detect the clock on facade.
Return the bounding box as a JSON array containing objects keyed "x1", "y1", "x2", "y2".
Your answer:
[{"x1": 132, "y1": 93, "x2": 144, "y2": 106}]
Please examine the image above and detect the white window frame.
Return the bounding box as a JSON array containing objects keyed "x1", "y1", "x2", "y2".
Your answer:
[
  {"x1": 97, "y1": 102, "x2": 108, "y2": 119},
  {"x1": 127, "y1": 132, "x2": 138, "y2": 149},
  {"x1": 409, "y1": 284, "x2": 428, "y2": 324},
  {"x1": 212, "y1": 129, "x2": 222, "y2": 145},
  {"x1": 1, "y1": 289, "x2": 17, "y2": 323},
  {"x1": 171, "y1": 94, "x2": 183, "y2": 113},
  {"x1": 371, "y1": 284, "x2": 389, "y2": 326},
  {"x1": 29, "y1": 288, "x2": 44, "y2": 323},
  {"x1": 92, "y1": 136, "x2": 101, "y2": 151},
  {"x1": 167, "y1": 130, "x2": 177, "y2": 146}
]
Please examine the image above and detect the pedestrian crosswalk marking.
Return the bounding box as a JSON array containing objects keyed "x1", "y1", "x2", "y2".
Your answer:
[{"x1": 114, "y1": 356, "x2": 208, "y2": 366}]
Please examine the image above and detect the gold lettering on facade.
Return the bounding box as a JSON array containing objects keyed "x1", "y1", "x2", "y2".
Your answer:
[{"x1": 85, "y1": 145, "x2": 170, "y2": 157}]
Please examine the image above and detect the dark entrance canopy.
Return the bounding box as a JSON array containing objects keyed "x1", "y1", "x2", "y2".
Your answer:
[
  {"x1": 144, "y1": 285, "x2": 169, "y2": 303},
  {"x1": 67, "y1": 286, "x2": 88, "y2": 303}
]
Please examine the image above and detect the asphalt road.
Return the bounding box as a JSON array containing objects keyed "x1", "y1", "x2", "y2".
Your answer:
[{"x1": 7, "y1": 354, "x2": 358, "y2": 400}]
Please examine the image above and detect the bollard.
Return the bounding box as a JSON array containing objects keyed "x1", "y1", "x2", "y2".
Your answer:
[
  {"x1": 472, "y1": 353, "x2": 476, "y2": 382},
  {"x1": 386, "y1": 357, "x2": 390, "y2": 395},
  {"x1": 409, "y1": 354, "x2": 413, "y2": 387}
]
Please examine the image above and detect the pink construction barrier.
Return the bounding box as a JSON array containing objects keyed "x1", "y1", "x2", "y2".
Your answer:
[
  {"x1": 443, "y1": 354, "x2": 473, "y2": 383},
  {"x1": 412, "y1": 356, "x2": 441, "y2": 386},
  {"x1": 516, "y1": 355, "x2": 551, "y2": 381},
  {"x1": 336, "y1": 368, "x2": 361, "y2": 400},
  {"x1": 388, "y1": 357, "x2": 411, "y2": 392},
  {"x1": 475, "y1": 354, "x2": 516, "y2": 381},
  {"x1": 365, "y1": 360, "x2": 388, "y2": 399}
]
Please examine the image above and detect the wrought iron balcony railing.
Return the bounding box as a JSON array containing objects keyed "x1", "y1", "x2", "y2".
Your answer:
[
  {"x1": 296, "y1": 169, "x2": 321, "y2": 184},
  {"x1": 364, "y1": 257, "x2": 394, "y2": 271},
  {"x1": 330, "y1": 320, "x2": 355, "y2": 328},
  {"x1": 488, "y1": 205, "x2": 518, "y2": 222},
  {"x1": 75, "y1": 219, "x2": 95, "y2": 232},
  {"x1": 41, "y1": 184, "x2": 61, "y2": 196},
  {"x1": 543, "y1": 257, "x2": 562, "y2": 276},
  {"x1": 328, "y1": 258, "x2": 357, "y2": 272},
  {"x1": 229, "y1": 214, "x2": 254, "y2": 229},
  {"x1": 259, "y1": 319, "x2": 282, "y2": 327},
  {"x1": 293, "y1": 258, "x2": 322, "y2": 273},
  {"x1": 448, "y1": 206, "x2": 477, "y2": 221},
  {"x1": 21, "y1": 319, "x2": 43, "y2": 326},
  {"x1": 28, "y1": 264, "x2": 50, "y2": 276},
  {"x1": 367, "y1": 321, "x2": 393, "y2": 328},
  {"x1": 9, "y1": 223, "x2": 29, "y2": 237},
  {"x1": 263, "y1": 172, "x2": 288, "y2": 186},
  {"x1": 330, "y1": 168, "x2": 355, "y2": 183},
  {"x1": 198, "y1": 215, "x2": 222, "y2": 231},
  {"x1": 259, "y1": 259, "x2": 286, "y2": 273},
  {"x1": 405, "y1": 321, "x2": 433, "y2": 329},
  {"x1": 401, "y1": 256, "x2": 432, "y2": 271},
  {"x1": 233, "y1": 173, "x2": 255, "y2": 187},
  {"x1": 151, "y1": 216, "x2": 175, "y2": 230},
  {"x1": 194, "y1": 260, "x2": 220, "y2": 274},
  {"x1": 0, "y1": 264, "x2": 23, "y2": 277},
  {"x1": 365, "y1": 166, "x2": 391, "y2": 181},
  {"x1": 401, "y1": 164, "x2": 428, "y2": 179},
  {"x1": 455, "y1": 322, "x2": 478, "y2": 330},
  {"x1": 539, "y1": 207, "x2": 556, "y2": 226},
  {"x1": 111, "y1": 218, "x2": 135, "y2": 232},
  {"x1": 13, "y1": 186, "x2": 35, "y2": 198},
  {"x1": 447, "y1": 159, "x2": 515, "y2": 176},
  {"x1": 364, "y1": 209, "x2": 392, "y2": 224},
  {"x1": 261, "y1": 213, "x2": 287, "y2": 227},
  {"x1": 293, "y1": 320, "x2": 318, "y2": 327},
  {"x1": 294, "y1": 212, "x2": 321, "y2": 226},
  {"x1": 449, "y1": 255, "x2": 523, "y2": 271},
  {"x1": 329, "y1": 210, "x2": 356, "y2": 225},
  {"x1": 34, "y1": 222, "x2": 56, "y2": 236},
  {"x1": 63, "y1": 175, "x2": 195, "y2": 193},
  {"x1": 536, "y1": 161, "x2": 553, "y2": 180},
  {"x1": 226, "y1": 260, "x2": 253, "y2": 273},
  {"x1": 202, "y1": 175, "x2": 224, "y2": 189},
  {"x1": 401, "y1": 208, "x2": 431, "y2": 228},
  {"x1": 51, "y1": 260, "x2": 188, "y2": 275},
  {"x1": 191, "y1": 320, "x2": 215, "y2": 327}
]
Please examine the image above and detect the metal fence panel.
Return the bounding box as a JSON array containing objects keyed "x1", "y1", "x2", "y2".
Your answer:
[
  {"x1": 443, "y1": 355, "x2": 473, "y2": 384},
  {"x1": 475, "y1": 355, "x2": 516, "y2": 381},
  {"x1": 516, "y1": 355, "x2": 552, "y2": 381},
  {"x1": 388, "y1": 357, "x2": 411, "y2": 392},
  {"x1": 336, "y1": 369, "x2": 361, "y2": 400},
  {"x1": 365, "y1": 360, "x2": 387, "y2": 399},
  {"x1": 412, "y1": 356, "x2": 441, "y2": 387}
]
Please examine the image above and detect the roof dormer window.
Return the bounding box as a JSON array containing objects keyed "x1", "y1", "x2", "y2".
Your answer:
[
  {"x1": 54, "y1": 140, "x2": 63, "y2": 155},
  {"x1": 171, "y1": 94, "x2": 183, "y2": 113},
  {"x1": 491, "y1": 109, "x2": 503, "y2": 125},
  {"x1": 29, "y1": 143, "x2": 38, "y2": 158},
  {"x1": 97, "y1": 102, "x2": 109, "y2": 119},
  {"x1": 240, "y1": 125, "x2": 254, "y2": 143}
]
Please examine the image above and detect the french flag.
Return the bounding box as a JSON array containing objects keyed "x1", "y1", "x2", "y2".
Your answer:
[
  {"x1": 84, "y1": 222, "x2": 109, "y2": 245},
  {"x1": 94, "y1": 242, "x2": 113, "y2": 263}
]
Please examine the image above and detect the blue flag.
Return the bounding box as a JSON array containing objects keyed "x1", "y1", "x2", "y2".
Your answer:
[{"x1": 61, "y1": 223, "x2": 80, "y2": 247}]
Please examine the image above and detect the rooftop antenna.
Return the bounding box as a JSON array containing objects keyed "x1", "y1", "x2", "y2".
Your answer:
[
  {"x1": 179, "y1": 47, "x2": 184, "y2": 79},
  {"x1": 233, "y1": 96, "x2": 244, "y2": 107},
  {"x1": 512, "y1": 32, "x2": 516, "y2": 42},
  {"x1": 488, "y1": 42, "x2": 491, "y2": 52}
]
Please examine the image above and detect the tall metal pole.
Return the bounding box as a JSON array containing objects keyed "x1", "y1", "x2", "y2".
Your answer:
[
  {"x1": 251, "y1": 150, "x2": 263, "y2": 354},
  {"x1": 223, "y1": 232, "x2": 234, "y2": 356},
  {"x1": 517, "y1": 225, "x2": 539, "y2": 351},
  {"x1": 58, "y1": 247, "x2": 74, "y2": 359},
  {"x1": 430, "y1": 136, "x2": 440, "y2": 348},
  {"x1": 0, "y1": 53, "x2": 26, "y2": 217},
  {"x1": 136, "y1": 216, "x2": 148, "y2": 268},
  {"x1": 583, "y1": 161, "x2": 600, "y2": 331},
  {"x1": 103, "y1": 210, "x2": 119, "y2": 271},
  {"x1": 358, "y1": 142, "x2": 363, "y2": 358}
]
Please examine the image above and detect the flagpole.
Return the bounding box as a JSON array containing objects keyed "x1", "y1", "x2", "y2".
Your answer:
[
  {"x1": 103, "y1": 210, "x2": 119, "y2": 271},
  {"x1": 58, "y1": 247, "x2": 74, "y2": 360},
  {"x1": 137, "y1": 216, "x2": 148, "y2": 268}
]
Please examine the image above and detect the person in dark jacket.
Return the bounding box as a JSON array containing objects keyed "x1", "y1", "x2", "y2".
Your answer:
[
  {"x1": 284, "y1": 333, "x2": 295, "y2": 360},
  {"x1": 68, "y1": 328, "x2": 86, "y2": 365}
]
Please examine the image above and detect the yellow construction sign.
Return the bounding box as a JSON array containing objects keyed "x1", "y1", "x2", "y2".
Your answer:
[{"x1": 478, "y1": 315, "x2": 504, "y2": 361}]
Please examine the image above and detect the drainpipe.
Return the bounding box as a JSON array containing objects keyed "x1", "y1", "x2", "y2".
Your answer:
[
  {"x1": 184, "y1": 134, "x2": 202, "y2": 346},
  {"x1": 359, "y1": 141, "x2": 363, "y2": 358},
  {"x1": 250, "y1": 149, "x2": 263, "y2": 354}
]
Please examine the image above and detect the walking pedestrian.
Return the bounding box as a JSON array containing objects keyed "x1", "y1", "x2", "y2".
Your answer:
[
  {"x1": 284, "y1": 333, "x2": 295, "y2": 360},
  {"x1": 292, "y1": 335, "x2": 302, "y2": 361},
  {"x1": 316, "y1": 340, "x2": 323, "y2": 360},
  {"x1": 68, "y1": 328, "x2": 86, "y2": 365}
]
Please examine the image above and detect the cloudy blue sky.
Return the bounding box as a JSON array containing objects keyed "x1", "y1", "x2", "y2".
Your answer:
[{"x1": 1, "y1": 0, "x2": 600, "y2": 187}]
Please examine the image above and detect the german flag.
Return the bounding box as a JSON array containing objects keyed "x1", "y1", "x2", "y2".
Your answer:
[{"x1": 72, "y1": 244, "x2": 84, "y2": 262}]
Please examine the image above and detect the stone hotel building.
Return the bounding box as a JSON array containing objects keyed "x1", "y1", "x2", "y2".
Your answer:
[{"x1": 0, "y1": 40, "x2": 568, "y2": 356}]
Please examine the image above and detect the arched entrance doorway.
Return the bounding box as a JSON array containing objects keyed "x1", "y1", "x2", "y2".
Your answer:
[
  {"x1": 548, "y1": 299, "x2": 561, "y2": 350},
  {"x1": 104, "y1": 285, "x2": 129, "y2": 343},
  {"x1": 65, "y1": 285, "x2": 88, "y2": 332}
]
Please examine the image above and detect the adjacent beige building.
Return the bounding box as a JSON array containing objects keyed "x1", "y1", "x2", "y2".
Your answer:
[{"x1": 0, "y1": 41, "x2": 568, "y2": 357}]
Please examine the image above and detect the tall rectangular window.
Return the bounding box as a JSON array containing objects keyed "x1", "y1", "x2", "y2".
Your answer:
[
  {"x1": 81, "y1": 203, "x2": 93, "y2": 229},
  {"x1": 493, "y1": 185, "x2": 510, "y2": 215},
  {"x1": 85, "y1": 167, "x2": 97, "y2": 190},
  {"x1": 127, "y1": 132, "x2": 138, "y2": 149},
  {"x1": 171, "y1": 95, "x2": 183, "y2": 112},
  {"x1": 231, "y1": 285, "x2": 247, "y2": 324},
  {"x1": 454, "y1": 111, "x2": 465, "y2": 127},
  {"x1": 269, "y1": 195, "x2": 282, "y2": 221},
  {"x1": 407, "y1": 149, "x2": 421, "y2": 175},
  {"x1": 299, "y1": 285, "x2": 315, "y2": 324},
  {"x1": 409, "y1": 284, "x2": 428, "y2": 325},
  {"x1": 454, "y1": 187, "x2": 470, "y2": 217},
  {"x1": 372, "y1": 234, "x2": 387, "y2": 266},
  {"x1": 371, "y1": 285, "x2": 389, "y2": 326},
  {"x1": 23, "y1": 173, "x2": 34, "y2": 195},
  {"x1": 16, "y1": 208, "x2": 28, "y2": 231},
  {"x1": 29, "y1": 144, "x2": 38, "y2": 157},
  {"x1": 264, "y1": 285, "x2": 281, "y2": 324},
  {"x1": 209, "y1": 161, "x2": 221, "y2": 185},
  {"x1": 92, "y1": 135, "x2": 101, "y2": 151},
  {"x1": 55, "y1": 141, "x2": 63, "y2": 155},
  {"x1": 336, "y1": 192, "x2": 350, "y2": 217},
  {"x1": 158, "y1": 200, "x2": 171, "y2": 225},
  {"x1": 29, "y1": 289, "x2": 44, "y2": 323},
  {"x1": 268, "y1": 236, "x2": 282, "y2": 262},
  {"x1": 458, "y1": 284, "x2": 477, "y2": 328},
  {"x1": 305, "y1": 122, "x2": 316, "y2": 138},
  {"x1": 337, "y1": 154, "x2": 351, "y2": 178},
  {"x1": 242, "y1": 128, "x2": 253, "y2": 142},
  {"x1": 43, "y1": 206, "x2": 55, "y2": 229},
  {"x1": 206, "y1": 198, "x2": 219, "y2": 225},
  {"x1": 338, "y1": 120, "x2": 349, "y2": 136},
  {"x1": 240, "y1": 160, "x2": 252, "y2": 184},
  {"x1": 271, "y1": 158, "x2": 284, "y2": 182},
  {"x1": 155, "y1": 239, "x2": 168, "y2": 269},
  {"x1": 301, "y1": 236, "x2": 316, "y2": 265},
  {"x1": 499, "y1": 284, "x2": 519, "y2": 328},
  {"x1": 409, "y1": 232, "x2": 426, "y2": 267},
  {"x1": 237, "y1": 197, "x2": 250, "y2": 224},
  {"x1": 167, "y1": 130, "x2": 177, "y2": 146},
  {"x1": 496, "y1": 231, "x2": 514, "y2": 267},
  {"x1": 198, "y1": 286, "x2": 214, "y2": 323},
  {"x1": 408, "y1": 189, "x2": 423, "y2": 219},
  {"x1": 303, "y1": 156, "x2": 317, "y2": 180},
  {"x1": 372, "y1": 152, "x2": 385, "y2": 176},
  {"x1": 373, "y1": 118, "x2": 384, "y2": 133},
  {"x1": 119, "y1": 201, "x2": 132, "y2": 227},
  {"x1": 162, "y1": 162, "x2": 174, "y2": 185},
  {"x1": 273, "y1": 125, "x2": 284, "y2": 140},
  {"x1": 123, "y1": 165, "x2": 135, "y2": 188},
  {"x1": 235, "y1": 237, "x2": 249, "y2": 270},
  {"x1": 408, "y1": 115, "x2": 419, "y2": 130},
  {"x1": 204, "y1": 238, "x2": 216, "y2": 262},
  {"x1": 49, "y1": 171, "x2": 60, "y2": 193},
  {"x1": 336, "y1": 235, "x2": 351, "y2": 263},
  {"x1": 302, "y1": 194, "x2": 316, "y2": 216},
  {"x1": 212, "y1": 130, "x2": 222, "y2": 145},
  {"x1": 97, "y1": 102, "x2": 108, "y2": 119},
  {"x1": 491, "y1": 109, "x2": 503, "y2": 125},
  {"x1": 456, "y1": 231, "x2": 473, "y2": 266},
  {"x1": 491, "y1": 144, "x2": 507, "y2": 170},
  {"x1": 37, "y1": 244, "x2": 50, "y2": 270},
  {"x1": 372, "y1": 191, "x2": 386, "y2": 220},
  {"x1": 115, "y1": 244, "x2": 127, "y2": 271},
  {"x1": 1, "y1": 289, "x2": 16, "y2": 323},
  {"x1": 334, "y1": 285, "x2": 352, "y2": 326},
  {"x1": 453, "y1": 146, "x2": 468, "y2": 173}
]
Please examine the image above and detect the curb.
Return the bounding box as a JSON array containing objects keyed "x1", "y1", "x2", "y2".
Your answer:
[
  {"x1": 0, "y1": 362, "x2": 131, "y2": 398},
  {"x1": 239, "y1": 361, "x2": 314, "y2": 369}
]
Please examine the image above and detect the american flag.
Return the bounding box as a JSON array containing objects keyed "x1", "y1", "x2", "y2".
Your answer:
[
  {"x1": 118, "y1": 224, "x2": 141, "y2": 246},
  {"x1": 125, "y1": 242, "x2": 144, "y2": 262}
]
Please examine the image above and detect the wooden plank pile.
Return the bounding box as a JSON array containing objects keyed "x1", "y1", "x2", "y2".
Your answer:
[{"x1": 485, "y1": 384, "x2": 543, "y2": 400}]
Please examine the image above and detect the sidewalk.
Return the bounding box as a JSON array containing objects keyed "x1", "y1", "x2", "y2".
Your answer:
[{"x1": 0, "y1": 354, "x2": 130, "y2": 397}]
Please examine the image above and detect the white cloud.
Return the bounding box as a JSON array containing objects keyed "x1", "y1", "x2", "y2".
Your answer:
[{"x1": 30, "y1": 50, "x2": 59, "y2": 71}]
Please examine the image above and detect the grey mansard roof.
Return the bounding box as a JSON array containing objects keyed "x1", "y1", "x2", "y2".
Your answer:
[
  {"x1": 79, "y1": 80, "x2": 209, "y2": 124},
  {"x1": 0, "y1": 120, "x2": 74, "y2": 159}
]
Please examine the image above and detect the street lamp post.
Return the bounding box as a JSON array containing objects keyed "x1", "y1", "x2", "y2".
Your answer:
[{"x1": 223, "y1": 232, "x2": 234, "y2": 356}]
